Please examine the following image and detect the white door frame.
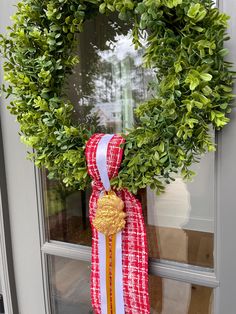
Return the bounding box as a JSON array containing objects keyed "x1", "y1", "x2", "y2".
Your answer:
[
  {"x1": 216, "y1": 1, "x2": 236, "y2": 313},
  {"x1": 0, "y1": 119, "x2": 18, "y2": 314},
  {"x1": 0, "y1": 2, "x2": 46, "y2": 313}
]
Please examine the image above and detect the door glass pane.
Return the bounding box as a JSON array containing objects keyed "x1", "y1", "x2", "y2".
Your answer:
[
  {"x1": 43, "y1": 177, "x2": 92, "y2": 246},
  {"x1": 48, "y1": 255, "x2": 213, "y2": 314},
  {"x1": 146, "y1": 152, "x2": 215, "y2": 268},
  {"x1": 42, "y1": 12, "x2": 214, "y2": 268},
  {"x1": 149, "y1": 275, "x2": 213, "y2": 314},
  {"x1": 68, "y1": 13, "x2": 153, "y2": 132},
  {"x1": 48, "y1": 256, "x2": 92, "y2": 314}
]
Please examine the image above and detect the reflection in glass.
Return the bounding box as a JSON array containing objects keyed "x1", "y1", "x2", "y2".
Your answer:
[
  {"x1": 43, "y1": 174, "x2": 92, "y2": 246},
  {"x1": 48, "y1": 256, "x2": 213, "y2": 314},
  {"x1": 48, "y1": 256, "x2": 93, "y2": 314},
  {"x1": 149, "y1": 275, "x2": 213, "y2": 314},
  {"x1": 67, "y1": 13, "x2": 153, "y2": 133},
  {"x1": 43, "y1": 165, "x2": 214, "y2": 268},
  {"x1": 146, "y1": 153, "x2": 214, "y2": 268},
  {"x1": 43, "y1": 13, "x2": 214, "y2": 269}
]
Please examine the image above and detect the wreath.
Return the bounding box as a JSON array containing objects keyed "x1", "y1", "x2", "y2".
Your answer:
[{"x1": 0, "y1": 0, "x2": 234, "y2": 194}]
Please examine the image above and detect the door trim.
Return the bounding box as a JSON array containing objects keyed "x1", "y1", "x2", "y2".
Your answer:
[{"x1": 0, "y1": 118, "x2": 18, "y2": 314}]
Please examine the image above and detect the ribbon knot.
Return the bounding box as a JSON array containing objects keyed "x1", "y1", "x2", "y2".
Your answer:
[
  {"x1": 86, "y1": 133, "x2": 124, "y2": 190},
  {"x1": 85, "y1": 133, "x2": 150, "y2": 314},
  {"x1": 91, "y1": 181, "x2": 105, "y2": 193}
]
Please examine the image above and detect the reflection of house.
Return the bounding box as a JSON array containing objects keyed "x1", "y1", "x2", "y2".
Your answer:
[{"x1": 92, "y1": 100, "x2": 133, "y2": 132}]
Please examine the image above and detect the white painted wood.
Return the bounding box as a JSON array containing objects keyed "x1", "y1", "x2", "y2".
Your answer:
[
  {"x1": 0, "y1": 1, "x2": 46, "y2": 313},
  {"x1": 0, "y1": 193, "x2": 14, "y2": 314},
  {"x1": 215, "y1": 1, "x2": 236, "y2": 313}
]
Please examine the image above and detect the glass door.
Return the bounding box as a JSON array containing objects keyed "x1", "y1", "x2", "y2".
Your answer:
[
  {"x1": 39, "y1": 11, "x2": 216, "y2": 314},
  {"x1": 1, "y1": 0, "x2": 236, "y2": 314}
]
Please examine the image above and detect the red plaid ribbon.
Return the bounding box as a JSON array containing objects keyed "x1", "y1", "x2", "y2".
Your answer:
[{"x1": 85, "y1": 133, "x2": 150, "y2": 314}]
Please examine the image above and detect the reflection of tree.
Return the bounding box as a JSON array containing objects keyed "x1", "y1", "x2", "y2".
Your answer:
[
  {"x1": 75, "y1": 103, "x2": 101, "y2": 131},
  {"x1": 65, "y1": 12, "x2": 155, "y2": 132},
  {"x1": 93, "y1": 61, "x2": 113, "y2": 103},
  {"x1": 66, "y1": 13, "x2": 132, "y2": 131}
]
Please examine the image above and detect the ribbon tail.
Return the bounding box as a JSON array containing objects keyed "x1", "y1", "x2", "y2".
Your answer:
[
  {"x1": 98, "y1": 232, "x2": 108, "y2": 314},
  {"x1": 111, "y1": 235, "x2": 116, "y2": 314},
  {"x1": 115, "y1": 232, "x2": 125, "y2": 314}
]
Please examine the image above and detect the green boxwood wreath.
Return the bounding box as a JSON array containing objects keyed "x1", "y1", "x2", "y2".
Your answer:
[{"x1": 0, "y1": 0, "x2": 234, "y2": 194}]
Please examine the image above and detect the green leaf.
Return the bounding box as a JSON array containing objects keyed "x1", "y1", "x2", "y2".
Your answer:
[
  {"x1": 187, "y1": 3, "x2": 207, "y2": 22},
  {"x1": 200, "y1": 73, "x2": 212, "y2": 82}
]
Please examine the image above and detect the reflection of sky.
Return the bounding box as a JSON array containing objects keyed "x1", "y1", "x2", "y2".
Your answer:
[{"x1": 97, "y1": 30, "x2": 143, "y2": 66}]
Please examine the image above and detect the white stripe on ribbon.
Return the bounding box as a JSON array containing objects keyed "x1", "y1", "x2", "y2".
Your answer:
[
  {"x1": 98, "y1": 232, "x2": 107, "y2": 314},
  {"x1": 96, "y1": 134, "x2": 125, "y2": 314},
  {"x1": 115, "y1": 232, "x2": 125, "y2": 314},
  {"x1": 96, "y1": 134, "x2": 114, "y2": 192}
]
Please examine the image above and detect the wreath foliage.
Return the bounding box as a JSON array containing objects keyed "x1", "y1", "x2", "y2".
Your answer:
[{"x1": 0, "y1": 0, "x2": 234, "y2": 194}]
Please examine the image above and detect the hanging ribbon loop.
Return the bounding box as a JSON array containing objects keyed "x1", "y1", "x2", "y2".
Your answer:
[{"x1": 95, "y1": 134, "x2": 114, "y2": 192}]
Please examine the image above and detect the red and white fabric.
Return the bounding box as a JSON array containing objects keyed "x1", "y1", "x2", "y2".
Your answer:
[{"x1": 85, "y1": 133, "x2": 150, "y2": 314}]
